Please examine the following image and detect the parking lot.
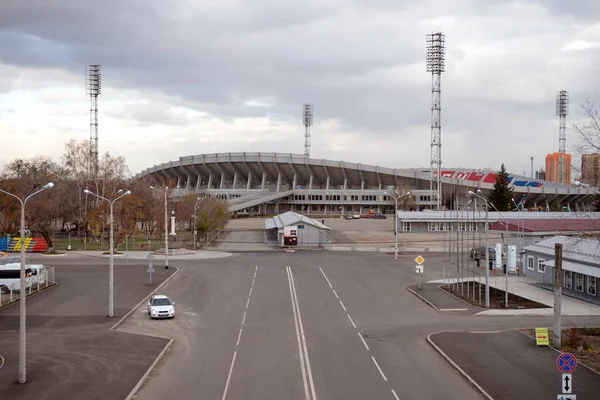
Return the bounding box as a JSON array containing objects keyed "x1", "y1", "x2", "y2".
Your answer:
[{"x1": 0, "y1": 254, "x2": 174, "y2": 400}]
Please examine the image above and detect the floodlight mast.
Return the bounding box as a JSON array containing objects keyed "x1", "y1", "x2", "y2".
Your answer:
[
  {"x1": 303, "y1": 104, "x2": 313, "y2": 158},
  {"x1": 556, "y1": 90, "x2": 569, "y2": 184},
  {"x1": 86, "y1": 64, "x2": 102, "y2": 178},
  {"x1": 426, "y1": 32, "x2": 445, "y2": 210}
]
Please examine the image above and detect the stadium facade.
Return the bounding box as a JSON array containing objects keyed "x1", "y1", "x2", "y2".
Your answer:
[{"x1": 134, "y1": 152, "x2": 598, "y2": 215}]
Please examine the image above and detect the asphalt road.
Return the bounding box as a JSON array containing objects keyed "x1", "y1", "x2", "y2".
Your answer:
[{"x1": 0, "y1": 254, "x2": 173, "y2": 400}]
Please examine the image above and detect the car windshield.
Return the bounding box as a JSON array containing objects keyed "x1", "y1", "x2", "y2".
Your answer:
[{"x1": 152, "y1": 298, "x2": 172, "y2": 306}]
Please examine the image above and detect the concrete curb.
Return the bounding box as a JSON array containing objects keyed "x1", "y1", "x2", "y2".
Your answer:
[
  {"x1": 427, "y1": 332, "x2": 494, "y2": 400},
  {"x1": 0, "y1": 282, "x2": 58, "y2": 311},
  {"x1": 405, "y1": 287, "x2": 440, "y2": 312},
  {"x1": 123, "y1": 338, "x2": 174, "y2": 400},
  {"x1": 110, "y1": 266, "x2": 180, "y2": 331}
]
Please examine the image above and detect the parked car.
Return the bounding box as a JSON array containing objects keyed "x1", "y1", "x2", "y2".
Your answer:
[
  {"x1": 370, "y1": 213, "x2": 387, "y2": 219},
  {"x1": 469, "y1": 246, "x2": 498, "y2": 261},
  {"x1": 147, "y1": 294, "x2": 176, "y2": 319},
  {"x1": 345, "y1": 214, "x2": 354, "y2": 220},
  {"x1": 352, "y1": 212, "x2": 361, "y2": 219}
]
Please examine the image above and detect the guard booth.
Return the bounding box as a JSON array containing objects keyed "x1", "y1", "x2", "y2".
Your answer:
[{"x1": 284, "y1": 226, "x2": 298, "y2": 246}]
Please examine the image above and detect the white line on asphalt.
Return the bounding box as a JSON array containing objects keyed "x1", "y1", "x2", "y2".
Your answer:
[
  {"x1": 319, "y1": 266, "x2": 333, "y2": 289},
  {"x1": 255, "y1": 265, "x2": 258, "y2": 272},
  {"x1": 347, "y1": 314, "x2": 357, "y2": 329},
  {"x1": 221, "y1": 351, "x2": 237, "y2": 400},
  {"x1": 249, "y1": 287, "x2": 253, "y2": 298},
  {"x1": 332, "y1": 289, "x2": 339, "y2": 299},
  {"x1": 252, "y1": 278, "x2": 255, "y2": 287},
  {"x1": 242, "y1": 311, "x2": 247, "y2": 326},
  {"x1": 391, "y1": 389, "x2": 400, "y2": 400},
  {"x1": 439, "y1": 308, "x2": 467, "y2": 312},
  {"x1": 287, "y1": 266, "x2": 317, "y2": 400},
  {"x1": 339, "y1": 300, "x2": 347, "y2": 312},
  {"x1": 246, "y1": 297, "x2": 251, "y2": 309},
  {"x1": 357, "y1": 332, "x2": 370, "y2": 351},
  {"x1": 469, "y1": 330, "x2": 501, "y2": 334},
  {"x1": 371, "y1": 356, "x2": 388, "y2": 382},
  {"x1": 236, "y1": 328, "x2": 243, "y2": 347}
]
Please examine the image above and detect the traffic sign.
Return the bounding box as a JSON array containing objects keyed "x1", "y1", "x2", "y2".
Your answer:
[
  {"x1": 562, "y1": 374, "x2": 572, "y2": 394},
  {"x1": 535, "y1": 327, "x2": 549, "y2": 346},
  {"x1": 416, "y1": 265, "x2": 424, "y2": 274},
  {"x1": 415, "y1": 255, "x2": 425, "y2": 265},
  {"x1": 557, "y1": 353, "x2": 577, "y2": 373},
  {"x1": 557, "y1": 396, "x2": 576, "y2": 400}
]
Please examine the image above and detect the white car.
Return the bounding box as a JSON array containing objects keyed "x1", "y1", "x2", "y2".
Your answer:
[
  {"x1": 352, "y1": 212, "x2": 361, "y2": 219},
  {"x1": 147, "y1": 294, "x2": 175, "y2": 319}
]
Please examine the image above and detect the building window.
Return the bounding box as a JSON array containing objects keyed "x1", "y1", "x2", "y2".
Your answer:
[
  {"x1": 575, "y1": 273, "x2": 584, "y2": 292},
  {"x1": 402, "y1": 222, "x2": 411, "y2": 232},
  {"x1": 537, "y1": 258, "x2": 545, "y2": 273},
  {"x1": 428, "y1": 222, "x2": 435, "y2": 231},
  {"x1": 588, "y1": 276, "x2": 597, "y2": 296},
  {"x1": 527, "y1": 256, "x2": 534, "y2": 271},
  {"x1": 564, "y1": 270, "x2": 573, "y2": 290}
]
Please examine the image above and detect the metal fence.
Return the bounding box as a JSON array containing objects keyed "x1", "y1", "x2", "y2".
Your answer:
[{"x1": 0, "y1": 266, "x2": 56, "y2": 308}]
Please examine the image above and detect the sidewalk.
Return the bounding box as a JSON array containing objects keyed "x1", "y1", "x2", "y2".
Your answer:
[
  {"x1": 427, "y1": 276, "x2": 600, "y2": 316},
  {"x1": 68, "y1": 250, "x2": 233, "y2": 260}
]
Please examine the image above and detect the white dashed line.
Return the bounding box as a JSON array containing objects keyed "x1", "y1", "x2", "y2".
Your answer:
[
  {"x1": 241, "y1": 311, "x2": 247, "y2": 326},
  {"x1": 358, "y1": 332, "x2": 370, "y2": 351},
  {"x1": 339, "y1": 300, "x2": 347, "y2": 312},
  {"x1": 319, "y1": 266, "x2": 333, "y2": 289},
  {"x1": 391, "y1": 389, "x2": 400, "y2": 399},
  {"x1": 332, "y1": 289, "x2": 339, "y2": 299},
  {"x1": 252, "y1": 278, "x2": 255, "y2": 287},
  {"x1": 347, "y1": 314, "x2": 357, "y2": 329},
  {"x1": 248, "y1": 287, "x2": 253, "y2": 297},
  {"x1": 246, "y1": 298, "x2": 251, "y2": 309},
  {"x1": 372, "y1": 356, "x2": 388, "y2": 382},
  {"x1": 236, "y1": 328, "x2": 243, "y2": 346}
]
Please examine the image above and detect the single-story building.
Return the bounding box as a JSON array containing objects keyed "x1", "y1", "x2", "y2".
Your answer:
[
  {"x1": 265, "y1": 211, "x2": 331, "y2": 248},
  {"x1": 523, "y1": 236, "x2": 600, "y2": 305}
]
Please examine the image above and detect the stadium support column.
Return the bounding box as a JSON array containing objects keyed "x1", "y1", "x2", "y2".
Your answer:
[{"x1": 426, "y1": 33, "x2": 445, "y2": 209}]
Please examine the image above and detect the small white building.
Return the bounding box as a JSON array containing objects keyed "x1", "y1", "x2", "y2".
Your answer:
[{"x1": 265, "y1": 211, "x2": 331, "y2": 248}]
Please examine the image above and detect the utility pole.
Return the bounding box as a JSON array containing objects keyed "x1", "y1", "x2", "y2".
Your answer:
[{"x1": 554, "y1": 243, "x2": 563, "y2": 348}]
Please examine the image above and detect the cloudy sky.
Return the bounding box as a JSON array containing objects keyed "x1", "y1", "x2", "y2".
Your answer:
[{"x1": 1, "y1": 0, "x2": 599, "y2": 177}]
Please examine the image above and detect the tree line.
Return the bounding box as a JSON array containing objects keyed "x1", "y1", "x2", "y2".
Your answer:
[{"x1": 0, "y1": 139, "x2": 229, "y2": 249}]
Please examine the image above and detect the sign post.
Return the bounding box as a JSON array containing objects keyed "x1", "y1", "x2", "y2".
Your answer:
[
  {"x1": 415, "y1": 255, "x2": 425, "y2": 289},
  {"x1": 557, "y1": 352, "x2": 577, "y2": 399},
  {"x1": 147, "y1": 253, "x2": 155, "y2": 285}
]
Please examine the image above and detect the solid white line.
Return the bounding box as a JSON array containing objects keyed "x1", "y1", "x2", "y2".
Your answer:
[
  {"x1": 332, "y1": 289, "x2": 339, "y2": 299},
  {"x1": 246, "y1": 297, "x2": 251, "y2": 309},
  {"x1": 289, "y1": 266, "x2": 317, "y2": 400},
  {"x1": 371, "y1": 356, "x2": 388, "y2": 382},
  {"x1": 221, "y1": 351, "x2": 237, "y2": 400},
  {"x1": 319, "y1": 266, "x2": 333, "y2": 289},
  {"x1": 391, "y1": 389, "x2": 400, "y2": 400},
  {"x1": 439, "y1": 308, "x2": 468, "y2": 312},
  {"x1": 236, "y1": 328, "x2": 243, "y2": 347},
  {"x1": 287, "y1": 267, "x2": 310, "y2": 400},
  {"x1": 248, "y1": 287, "x2": 253, "y2": 298},
  {"x1": 347, "y1": 314, "x2": 357, "y2": 329},
  {"x1": 339, "y1": 300, "x2": 347, "y2": 312},
  {"x1": 358, "y1": 332, "x2": 370, "y2": 351},
  {"x1": 242, "y1": 311, "x2": 247, "y2": 326}
]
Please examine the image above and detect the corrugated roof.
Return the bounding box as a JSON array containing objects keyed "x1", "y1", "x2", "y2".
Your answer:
[
  {"x1": 490, "y1": 219, "x2": 600, "y2": 233},
  {"x1": 264, "y1": 211, "x2": 330, "y2": 231},
  {"x1": 396, "y1": 211, "x2": 600, "y2": 223},
  {"x1": 524, "y1": 236, "x2": 600, "y2": 266}
]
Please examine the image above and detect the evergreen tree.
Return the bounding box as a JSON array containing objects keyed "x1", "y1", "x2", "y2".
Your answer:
[{"x1": 488, "y1": 163, "x2": 514, "y2": 211}]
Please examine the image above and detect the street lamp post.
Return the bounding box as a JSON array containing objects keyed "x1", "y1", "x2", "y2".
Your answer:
[
  {"x1": 0, "y1": 182, "x2": 54, "y2": 384},
  {"x1": 84, "y1": 189, "x2": 131, "y2": 318},
  {"x1": 385, "y1": 190, "x2": 410, "y2": 261},
  {"x1": 150, "y1": 186, "x2": 173, "y2": 268},
  {"x1": 468, "y1": 190, "x2": 490, "y2": 308}
]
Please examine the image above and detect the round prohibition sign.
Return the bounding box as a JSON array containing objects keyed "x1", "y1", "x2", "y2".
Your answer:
[{"x1": 556, "y1": 352, "x2": 577, "y2": 373}]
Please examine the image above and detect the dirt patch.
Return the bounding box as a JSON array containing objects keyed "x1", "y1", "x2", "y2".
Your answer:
[
  {"x1": 519, "y1": 327, "x2": 600, "y2": 373},
  {"x1": 441, "y1": 281, "x2": 551, "y2": 309}
]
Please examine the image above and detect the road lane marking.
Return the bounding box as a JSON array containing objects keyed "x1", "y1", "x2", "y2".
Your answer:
[
  {"x1": 319, "y1": 266, "x2": 333, "y2": 288},
  {"x1": 287, "y1": 266, "x2": 317, "y2": 400},
  {"x1": 347, "y1": 314, "x2": 357, "y2": 329},
  {"x1": 221, "y1": 351, "x2": 237, "y2": 400},
  {"x1": 248, "y1": 287, "x2": 253, "y2": 298},
  {"x1": 246, "y1": 298, "x2": 251, "y2": 309},
  {"x1": 439, "y1": 308, "x2": 467, "y2": 312},
  {"x1": 358, "y1": 332, "x2": 370, "y2": 351},
  {"x1": 252, "y1": 278, "x2": 255, "y2": 287},
  {"x1": 339, "y1": 300, "x2": 347, "y2": 312},
  {"x1": 391, "y1": 389, "x2": 400, "y2": 399},
  {"x1": 236, "y1": 328, "x2": 243, "y2": 346},
  {"x1": 469, "y1": 330, "x2": 501, "y2": 334},
  {"x1": 372, "y1": 356, "x2": 388, "y2": 381},
  {"x1": 255, "y1": 266, "x2": 258, "y2": 272},
  {"x1": 242, "y1": 311, "x2": 247, "y2": 326},
  {"x1": 332, "y1": 289, "x2": 339, "y2": 299}
]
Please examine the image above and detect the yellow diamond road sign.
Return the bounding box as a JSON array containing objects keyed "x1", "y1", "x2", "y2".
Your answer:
[{"x1": 415, "y1": 255, "x2": 424, "y2": 265}]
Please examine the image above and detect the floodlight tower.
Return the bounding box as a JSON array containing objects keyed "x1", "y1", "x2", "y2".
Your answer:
[
  {"x1": 86, "y1": 64, "x2": 102, "y2": 177},
  {"x1": 426, "y1": 32, "x2": 445, "y2": 209},
  {"x1": 303, "y1": 104, "x2": 313, "y2": 157},
  {"x1": 556, "y1": 90, "x2": 569, "y2": 183}
]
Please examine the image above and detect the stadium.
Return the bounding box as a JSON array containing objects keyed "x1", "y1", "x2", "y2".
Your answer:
[{"x1": 133, "y1": 152, "x2": 598, "y2": 216}]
